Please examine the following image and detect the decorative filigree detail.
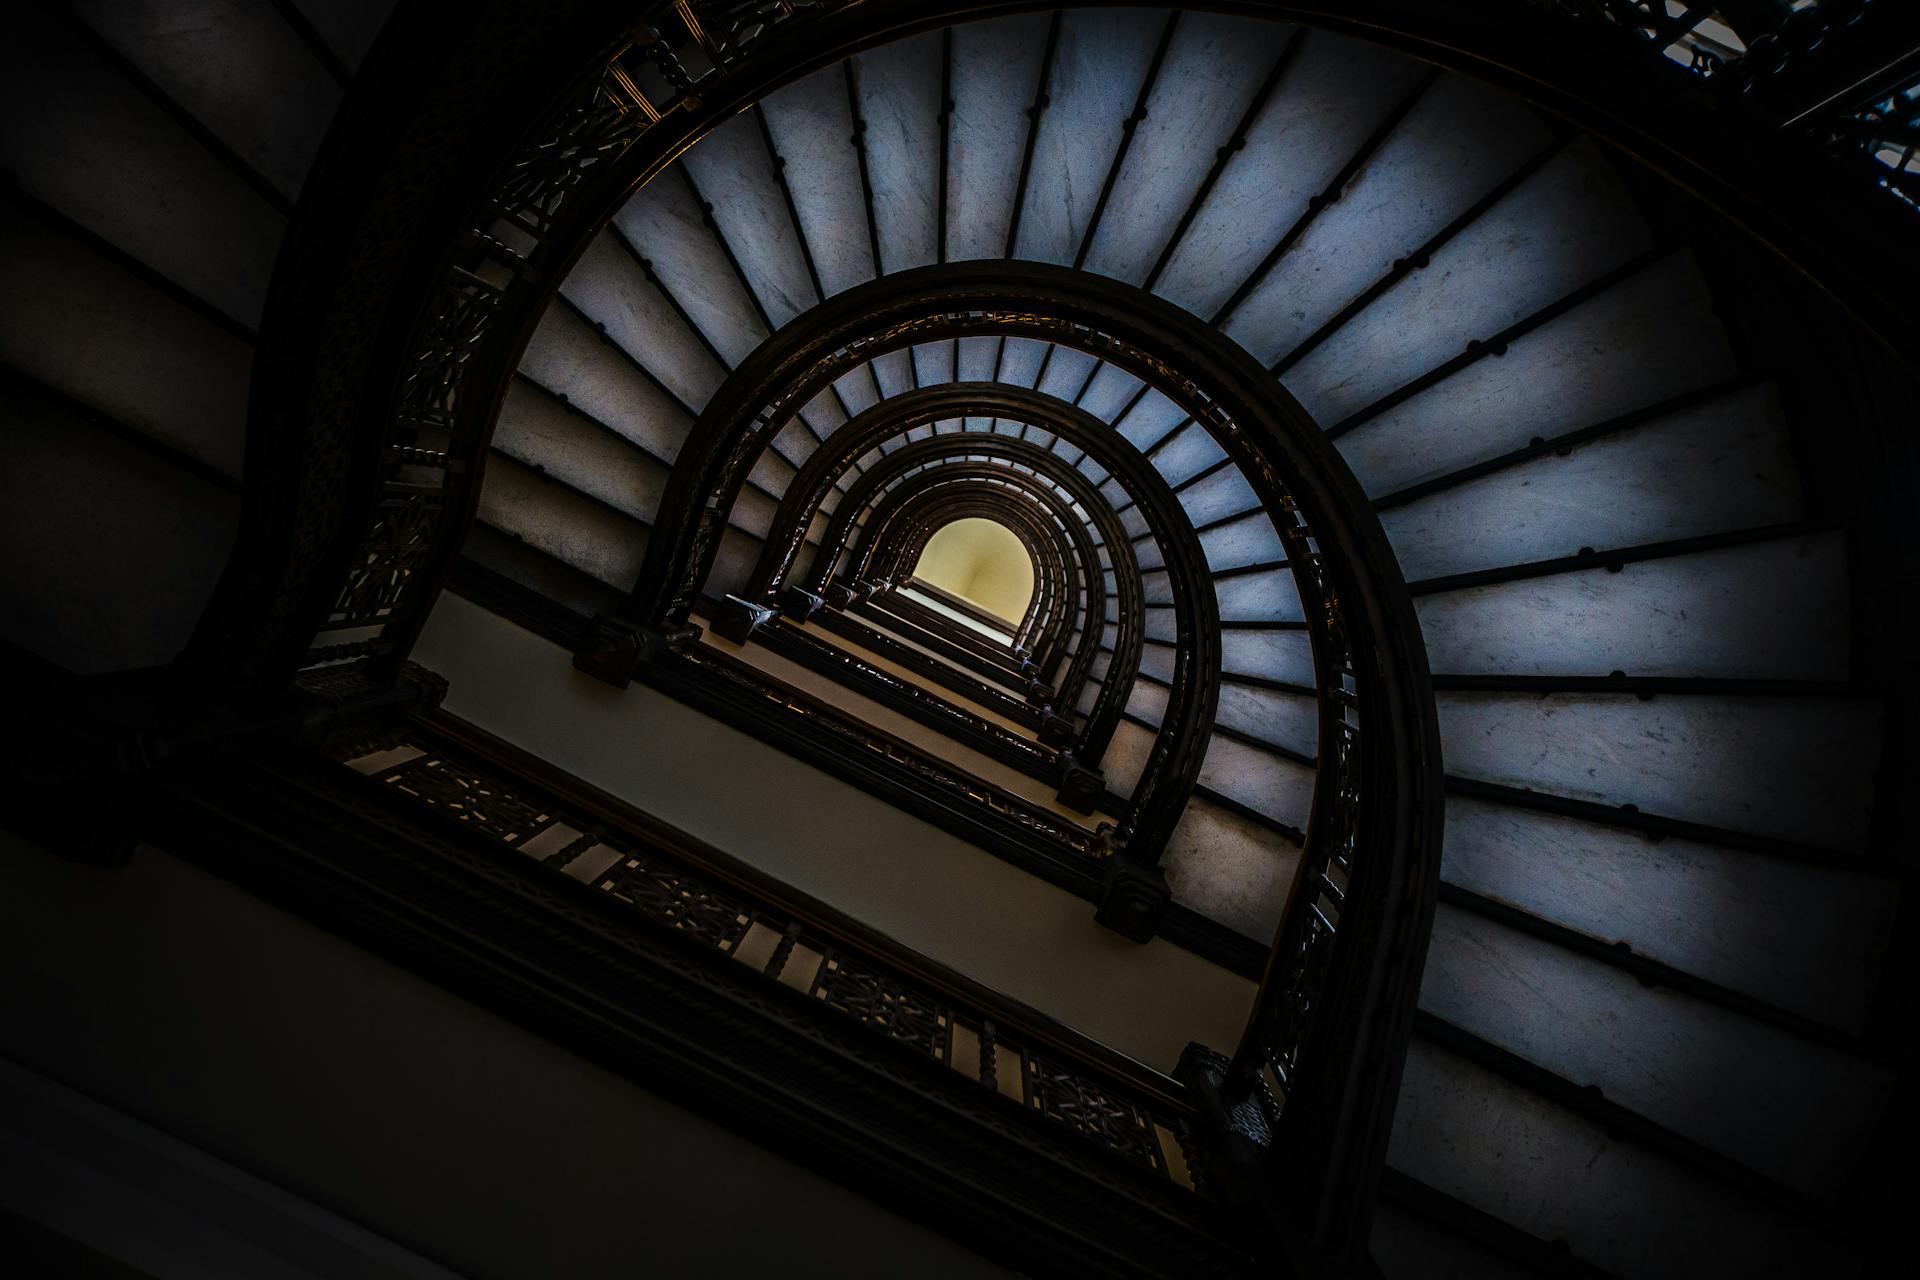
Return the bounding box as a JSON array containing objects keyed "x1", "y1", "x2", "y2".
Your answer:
[
  {"x1": 398, "y1": 271, "x2": 501, "y2": 436},
  {"x1": 379, "y1": 753, "x2": 554, "y2": 844},
  {"x1": 813, "y1": 953, "x2": 947, "y2": 1056},
  {"x1": 602, "y1": 856, "x2": 755, "y2": 951},
  {"x1": 1028, "y1": 1056, "x2": 1164, "y2": 1173},
  {"x1": 346, "y1": 728, "x2": 1198, "y2": 1186},
  {"x1": 492, "y1": 68, "x2": 659, "y2": 238},
  {"x1": 330, "y1": 487, "x2": 443, "y2": 623},
  {"x1": 1839, "y1": 75, "x2": 1920, "y2": 212},
  {"x1": 1257, "y1": 719, "x2": 1356, "y2": 1100},
  {"x1": 701, "y1": 1, "x2": 833, "y2": 65}
]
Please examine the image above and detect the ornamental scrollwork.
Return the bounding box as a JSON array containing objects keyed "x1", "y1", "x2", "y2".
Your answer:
[
  {"x1": 343, "y1": 728, "x2": 1199, "y2": 1182},
  {"x1": 812, "y1": 953, "x2": 949, "y2": 1057},
  {"x1": 306, "y1": 0, "x2": 873, "y2": 669}
]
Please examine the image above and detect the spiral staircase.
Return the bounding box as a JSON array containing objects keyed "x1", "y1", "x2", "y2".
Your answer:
[{"x1": 2, "y1": 2, "x2": 1913, "y2": 1277}]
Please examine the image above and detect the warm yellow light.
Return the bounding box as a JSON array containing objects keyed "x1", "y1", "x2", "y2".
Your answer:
[{"x1": 913, "y1": 518, "x2": 1035, "y2": 624}]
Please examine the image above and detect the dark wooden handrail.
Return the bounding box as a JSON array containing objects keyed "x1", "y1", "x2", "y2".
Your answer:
[
  {"x1": 185, "y1": 0, "x2": 1919, "y2": 1266},
  {"x1": 411, "y1": 707, "x2": 1196, "y2": 1120}
]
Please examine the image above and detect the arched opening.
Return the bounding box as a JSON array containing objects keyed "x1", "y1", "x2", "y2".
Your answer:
[{"x1": 908, "y1": 517, "x2": 1036, "y2": 634}]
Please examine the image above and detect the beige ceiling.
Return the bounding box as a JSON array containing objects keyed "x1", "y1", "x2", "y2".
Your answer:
[{"x1": 912, "y1": 518, "x2": 1035, "y2": 624}]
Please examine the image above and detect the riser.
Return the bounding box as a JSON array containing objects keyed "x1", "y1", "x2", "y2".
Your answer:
[
  {"x1": 1073, "y1": 13, "x2": 1296, "y2": 285},
  {"x1": 1148, "y1": 425, "x2": 1228, "y2": 490},
  {"x1": 560, "y1": 230, "x2": 726, "y2": 419},
  {"x1": 1151, "y1": 29, "x2": 1430, "y2": 320},
  {"x1": 1441, "y1": 796, "x2": 1895, "y2": 1033},
  {"x1": 1161, "y1": 794, "x2": 1300, "y2": 942},
  {"x1": 1391, "y1": 1037, "x2": 1841, "y2": 1277},
  {"x1": 683, "y1": 110, "x2": 826, "y2": 331},
  {"x1": 1419, "y1": 902, "x2": 1890, "y2": 1197},
  {"x1": 1288, "y1": 138, "x2": 1653, "y2": 426},
  {"x1": 1190, "y1": 728, "x2": 1316, "y2": 833},
  {"x1": 75, "y1": 0, "x2": 341, "y2": 203},
  {"x1": 1, "y1": 214, "x2": 250, "y2": 478},
  {"x1": 519, "y1": 301, "x2": 696, "y2": 467},
  {"x1": 1417, "y1": 534, "x2": 1851, "y2": 682},
  {"x1": 847, "y1": 32, "x2": 945, "y2": 278},
  {"x1": 1437, "y1": 692, "x2": 1881, "y2": 851},
  {"x1": 1007, "y1": 9, "x2": 1163, "y2": 266},
  {"x1": 761, "y1": 68, "x2": 878, "y2": 296},
  {"x1": 2, "y1": 13, "x2": 283, "y2": 328},
  {"x1": 478, "y1": 456, "x2": 648, "y2": 592},
  {"x1": 1382, "y1": 384, "x2": 1803, "y2": 582},
  {"x1": 495, "y1": 378, "x2": 671, "y2": 518},
  {"x1": 1341, "y1": 251, "x2": 1737, "y2": 496},
  {"x1": 1223, "y1": 73, "x2": 1551, "y2": 365}
]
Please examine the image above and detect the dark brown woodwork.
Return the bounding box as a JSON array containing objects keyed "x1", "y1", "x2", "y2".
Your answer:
[
  {"x1": 852, "y1": 478, "x2": 1085, "y2": 697},
  {"x1": 738, "y1": 380, "x2": 1216, "y2": 788}
]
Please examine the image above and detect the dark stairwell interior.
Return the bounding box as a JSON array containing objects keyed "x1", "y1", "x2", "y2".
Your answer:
[{"x1": 2, "y1": 2, "x2": 1916, "y2": 1277}]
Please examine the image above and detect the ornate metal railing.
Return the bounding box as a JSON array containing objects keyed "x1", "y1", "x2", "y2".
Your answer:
[
  {"x1": 232, "y1": 0, "x2": 1920, "y2": 1261},
  {"x1": 1551, "y1": 0, "x2": 1920, "y2": 209},
  {"x1": 174, "y1": 0, "x2": 1451, "y2": 1262},
  {"x1": 674, "y1": 636, "x2": 1108, "y2": 860},
  {"x1": 338, "y1": 720, "x2": 1200, "y2": 1190},
  {"x1": 622, "y1": 248, "x2": 1442, "y2": 1263},
  {"x1": 199, "y1": 0, "x2": 1920, "y2": 696}
]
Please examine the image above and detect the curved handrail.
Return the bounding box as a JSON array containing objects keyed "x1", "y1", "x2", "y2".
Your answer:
[
  {"x1": 856, "y1": 476, "x2": 1083, "y2": 676},
  {"x1": 623, "y1": 253, "x2": 1442, "y2": 1260},
  {"x1": 842, "y1": 454, "x2": 1120, "y2": 724},
  {"x1": 189, "y1": 0, "x2": 1919, "y2": 700},
  {"x1": 806, "y1": 431, "x2": 1152, "y2": 763},
  {"x1": 243, "y1": 0, "x2": 1920, "y2": 1261},
  {"x1": 368, "y1": 711, "x2": 1206, "y2": 1186},
  {"x1": 744, "y1": 379, "x2": 1217, "y2": 776}
]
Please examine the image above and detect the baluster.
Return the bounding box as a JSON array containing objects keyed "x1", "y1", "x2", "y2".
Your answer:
[
  {"x1": 542, "y1": 827, "x2": 602, "y2": 871},
  {"x1": 764, "y1": 919, "x2": 802, "y2": 981}
]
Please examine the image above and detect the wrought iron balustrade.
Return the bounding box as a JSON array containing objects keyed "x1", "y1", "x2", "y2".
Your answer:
[
  {"x1": 212, "y1": 0, "x2": 1920, "y2": 1261},
  {"x1": 1550, "y1": 0, "x2": 1920, "y2": 208},
  {"x1": 199, "y1": 0, "x2": 1920, "y2": 696},
  {"x1": 337, "y1": 720, "x2": 1199, "y2": 1190}
]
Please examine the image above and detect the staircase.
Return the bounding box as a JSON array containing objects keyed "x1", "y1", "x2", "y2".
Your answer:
[{"x1": 1, "y1": 3, "x2": 1906, "y2": 1276}]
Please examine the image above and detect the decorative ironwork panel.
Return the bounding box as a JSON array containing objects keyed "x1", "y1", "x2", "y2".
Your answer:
[
  {"x1": 492, "y1": 71, "x2": 658, "y2": 238},
  {"x1": 346, "y1": 729, "x2": 1198, "y2": 1189},
  {"x1": 813, "y1": 952, "x2": 949, "y2": 1058},
  {"x1": 400, "y1": 271, "x2": 502, "y2": 435},
  {"x1": 379, "y1": 753, "x2": 555, "y2": 844},
  {"x1": 1028, "y1": 1055, "x2": 1164, "y2": 1173},
  {"x1": 1260, "y1": 897, "x2": 1338, "y2": 1096},
  {"x1": 330, "y1": 487, "x2": 444, "y2": 624},
  {"x1": 1840, "y1": 77, "x2": 1920, "y2": 211},
  {"x1": 601, "y1": 856, "x2": 756, "y2": 952},
  {"x1": 699, "y1": 1, "x2": 834, "y2": 65}
]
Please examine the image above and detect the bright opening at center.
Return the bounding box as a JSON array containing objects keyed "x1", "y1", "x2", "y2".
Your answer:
[{"x1": 911, "y1": 518, "x2": 1036, "y2": 626}]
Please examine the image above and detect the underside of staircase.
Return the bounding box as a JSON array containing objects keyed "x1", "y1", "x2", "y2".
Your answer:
[{"x1": 2, "y1": 3, "x2": 1913, "y2": 1277}]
